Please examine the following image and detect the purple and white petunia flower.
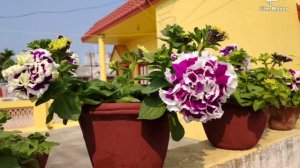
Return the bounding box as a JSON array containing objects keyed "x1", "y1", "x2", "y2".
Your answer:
[
  {"x1": 65, "y1": 53, "x2": 79, "y2": 65},
  {"x1": 288, "y1": 69, "x2": 300, "y2": 91},
  {"x1": 2, "y1": 49, "x2": 59, "y2": 99},
  {"x1": 159, "y1": 51, "x2": 238, "y2": 123},
  {"x1": 220, "y1": 45, "x2": 237, "y2": 56}
]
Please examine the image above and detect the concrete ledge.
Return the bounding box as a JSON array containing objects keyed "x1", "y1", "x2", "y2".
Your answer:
[{"x1": 164, "y1": 122, "x2": 300, "y2": 168}]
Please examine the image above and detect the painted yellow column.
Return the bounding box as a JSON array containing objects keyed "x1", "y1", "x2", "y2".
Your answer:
[
  {"x1": 98, "y1": 34, "x2": 107, "y2": 81},
  {"x1": 33, "y1": 102, "x2": 48, "y2": 130}
]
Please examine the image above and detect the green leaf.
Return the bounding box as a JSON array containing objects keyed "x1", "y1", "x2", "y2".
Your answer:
[
  {"x1": 46, "y1": 110, "x2": 54, "y2": 124},
  {"x1": 233, "y1": 91, "x2": 253, "y2": 106},
  {"x1": 116, "y1": 96, "x2": 140, "y2": 103},
  {"x1": 256, "y1": 73, "x2": 267, "y2": 80},
  {"x1": 12, "y1": 140, "x2": 38, "y2": 157},
  {"x1": 263, "y1": 93, "x2": 273, "y2": 99},
  {"x1": 35, "y1": 78, "x2": 69, "y2": 106},
  {"x1": 134, "y1": 75, "x2": 151, "y2": 81},
  {"x1": 0, "y1": 130, "x2": 21, "y2": 139},
  {"x1": 168, "y1": 112, "x2": 185, "y2": 141},
  {"x1": 141, "y1": 78, "x2": 170, "y2": 94},
  {"x1": 83, "y1": 84, "x2": 114, "y2": 97},
  {"x1": 142, "y1": 52, "x2": 155, "y2": 62},
  {"x1": 266, "y1": 98, "x2": 280, "y2": 108},
  {"x1": 49, "y1": 91, "x2": 81, "y2": 121},
  {"x1": 0, "y1": 156, "x2": 21, "y2": 168},
  {"x1": 148, "y1": 71, "x2": 165, "y2": 78},
  {"x1": 57, "y1": 60, "x2": 78, "y2": 73},
  {"x1": 138, "y1": 95, "x2": 165, "y2": 120},
  {"x1": 83, "y1": 98, "x2": 102, "y2": 105},
  {"x1": 253, "y1": 99, "x2": 266, "y2": 111}
]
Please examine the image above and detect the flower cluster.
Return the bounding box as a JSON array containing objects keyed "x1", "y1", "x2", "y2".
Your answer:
[
  {"x1": 49, "y1": 36, "x2": 71, "y2": 51},
  {"x1": 272, "y1": 53, "x2": 293, "y2": 63},
  {"x1": 206, "y1": 27, "x2": 227, "y2": 45},
  {"x1": 288, "y1": 69, "x2": 300, "y2": 91},
  {"x1": 220, "y1": 45, "x2": 237, "y2": 56},
  {"x1": 66, "y1": 53, "x2": 79, "y2": 65},
  {"x1": 159, "y1": 51, "x2": 237, "y2": 122},
  {"x1": 2, "y1": 49, "x2": 59, "y2": 99},
  {"x1": 219, "y1": 45, "x2": 251, "y2": 71}
]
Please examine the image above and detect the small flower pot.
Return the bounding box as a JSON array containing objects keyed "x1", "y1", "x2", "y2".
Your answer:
[
  {"x1": 23, "y1": 154, "x2": 49, "y2": 168},
  {"x1": 202, "y1": 103, "x2": 267, "y2": 150},
  {"x1": 36, "y1": 154, "x2": 49, "y2": 168},
  {"x1": 79, "y1": 103, "x2": 169, "y2": 168},
  {"x1": 268, "y1": 106, "x2": 299, "y2": 131}
]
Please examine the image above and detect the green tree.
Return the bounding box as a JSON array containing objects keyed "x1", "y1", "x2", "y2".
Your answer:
[{"x1": 0, "y1": 48, "x2": 15, "y2": 82}]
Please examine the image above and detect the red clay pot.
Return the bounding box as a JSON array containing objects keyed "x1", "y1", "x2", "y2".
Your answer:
[
  {"x1": 268, "y1": 106, "x2": 299, "y2": 130},
  {"x1": 79, "y1": 103, "x2": 170, "y2": 168},
  {"x1": 202, "y1": 103, "x2": 267, "y2": 150},
  {"x1": 23, "y1": 154, "x2": 48, "y2": 168},
  {"x1": 36, "y1": 154, "x2": 49, "y2": 168}
]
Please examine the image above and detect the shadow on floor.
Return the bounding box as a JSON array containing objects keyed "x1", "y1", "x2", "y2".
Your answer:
[{"x1": 164, "y1": 140, "x2": 217, "y2": 168}]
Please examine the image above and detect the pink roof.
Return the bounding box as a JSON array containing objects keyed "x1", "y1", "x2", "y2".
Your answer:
[{"x1": 81, "y1": 0, "x2": 162, "y2": 42}]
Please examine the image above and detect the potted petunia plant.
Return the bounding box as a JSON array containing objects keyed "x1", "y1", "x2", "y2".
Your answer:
[
  {"x1": 201, "y1": 46, "x2": 269, "y2": 150},
  {"x1": 137, "y1": 25, "x2": 257, "y2": 150},
  {"x1": 252, "y1": 53, "x2": 300, "y2": 130},
  {"x1": 1, "y1": 36, "x2": 172, "y2": 167},
  {"x1": 0, "y1": 110, "x2": 58, "y2": 168},
  {"x1": 203, "y1": 46, "x2": 300, "y2": 149}
]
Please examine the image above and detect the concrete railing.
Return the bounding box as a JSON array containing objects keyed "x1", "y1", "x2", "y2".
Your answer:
[
  {"x1": 164, "y1": 122, "x2": 300, "y2": 168},
  {"x1": 0, "y1": 100, "x2": 78, "y2": 132}
]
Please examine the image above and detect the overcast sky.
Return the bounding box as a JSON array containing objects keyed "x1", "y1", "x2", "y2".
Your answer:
[{"x1": 0, "y1": 0, "x2": 126, "y2": 63}]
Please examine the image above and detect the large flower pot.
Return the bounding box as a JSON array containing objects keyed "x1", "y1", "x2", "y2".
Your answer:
[
  {"x1": 268, "y1": 106, "x2": 299, "y2": 131},
  {"x1": 202, "y1": 103, "x2": 267, "y2": 150},
  {"x1": 79, "y1": 103, "x2": 170, "y2": 168}
]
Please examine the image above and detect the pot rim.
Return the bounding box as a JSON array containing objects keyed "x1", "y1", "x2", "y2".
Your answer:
[{"x1": 82, "y1": 103, "x2": 141, "y2": 116}]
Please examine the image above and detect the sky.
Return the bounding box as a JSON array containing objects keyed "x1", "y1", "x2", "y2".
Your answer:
[{"x1": 0, "y1": 0, "x2": 127, "y2": 64}]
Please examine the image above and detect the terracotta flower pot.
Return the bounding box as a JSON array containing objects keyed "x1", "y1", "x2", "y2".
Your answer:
[
  {"x1": 23, "y1": 154, "x2": 48, "y2": 168},
  {"x1": 268, "y1": 106, "x2": 299, "y2": 130},
  {"x1": 79, "y1": 103, "x2": 170, "y2": 168},
  {"x1": 202, "y1": 103, "x2": 267, "y2": 150},
  {"x1": 36, "y1": 154, "x2": 49, "y2": 168}
]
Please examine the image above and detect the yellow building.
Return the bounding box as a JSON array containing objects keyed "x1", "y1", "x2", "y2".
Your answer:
[{"x1": 81, "y1": 0, "x2": 300, "y2": 140}]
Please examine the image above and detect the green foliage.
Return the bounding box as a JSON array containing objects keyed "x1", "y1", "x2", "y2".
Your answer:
[
  {"x1": 159, "y1": 24, "x2": 227, "y2": 54},
  {"x1": 27, "y1": 39, "x2": 52, "y2": 49},
  {"x1": 0, "y1": 110, "x2": 58, "y2": 168},
  {"x1": 138, "y1": 94, "x2": 166, "y2": 120},
  {"x1": 226, "y1": 50, "x2": 298, "y2": 111},
  {"x1": 0, "y1": 48, "x2": 15, "y2": 82},
  {"x1": 168, "y1": 112, "x2": 185, "y2": 141}
]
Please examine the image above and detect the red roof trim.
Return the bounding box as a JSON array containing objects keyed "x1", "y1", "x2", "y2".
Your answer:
[{"x1": 81, "y1": 0, "x2": 162, "y2": 42}]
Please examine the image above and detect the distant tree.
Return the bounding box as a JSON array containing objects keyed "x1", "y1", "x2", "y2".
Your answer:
[{"x1": 0, "y1": 48, "x2": 15, "y2": 82}]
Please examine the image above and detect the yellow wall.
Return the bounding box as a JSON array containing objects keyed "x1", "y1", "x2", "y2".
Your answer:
[
  {"x1": 156, "y1": 0, "x2": 300, "y2": 69},
  {"x1": 110, "y1": 35, "x2": 158, "y2": 77},
  {"x1": 125, "y1": 35, "x2": 158, "y2": 77},
  {"x1": 156, "y1": 0, "x2": 300, "y2": 140}
]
